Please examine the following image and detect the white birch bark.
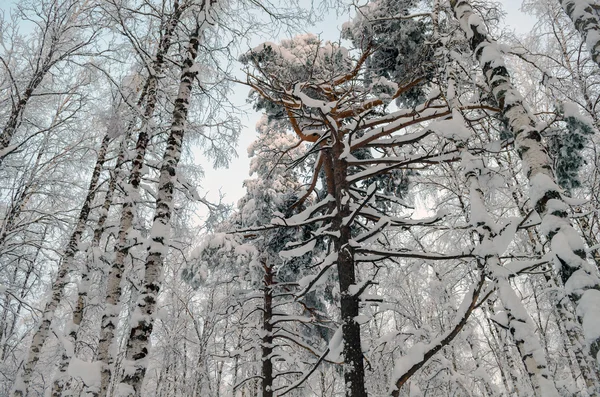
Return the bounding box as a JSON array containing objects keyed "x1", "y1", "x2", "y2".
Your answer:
[
  {"x1": 52, "y1": 132, "x2": 131, "y2": 396},
  {"x1": 509, "y1": 175, "x2": 600, "y2": 391},
  {"x1": 461, "y1": 156, "x2": 557, "y2": 396},
  {"x1": 95, "y1": 4, "x2": 185, "y2": 395},
  {"x1": 444, "y1": 55, "x2": 560, "y2": 395},
  {"x1": 451, "y1": 0, "x2": 600, "y2": 371},
  {"x1": 11, "y1": 131, "x2": 111, "y2": 397},
  {"x1": 50, "y1": 132, "x2": 115, "y2": 397},
  {"x1": 559, "y1": 0, "x2": 600, "y2": 68},
  {"x1": 116, "y1": 14, "x2": 206, "y2": 396}
]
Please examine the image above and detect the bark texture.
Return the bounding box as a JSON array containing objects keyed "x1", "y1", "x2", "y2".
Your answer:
[
  {"x1": 327, "y1": 136, "x2": 367, "y2": 397},
  {"x1": 451, "y1": 0, "x2": 600, "y2": 373},
  {"x1": 117, "y1": 16, "x2": 203, "y2": 396},
  {"x1": 559, "y1": 0, "x2": 600, "y2": 68},
  {"x1": 261, "y1": 262, "x2": 274, "y2": 397},
  {"x1": 51, "y1": 133, "x2": 113, "y2": 397},
  {"x1": 95, "y1": 4, "x2": 184, "y2": 395},
  {"x1": 12, "y1": 131, "x2": 111, "y2": 397}
]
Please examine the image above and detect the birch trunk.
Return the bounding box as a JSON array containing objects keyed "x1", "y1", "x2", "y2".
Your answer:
[
  {"x1": 116, "y1": 18, "x2": 203, "y2": 396},
  {"x1": 462, "y1": 145, "x2": 559, "y2": 397},
  {"x1": 504, "y1": 151, "x2": 600, "y2": 389},
  {"x1": 56, "y1": 133, "x2": 131, "y2": 396},
  {"x1": 50, "y1": 132, "x2": 113, "y2": 396},
  {"x1": 95, "y1": 4, "x2": 185, "y2": 395},
  {"x1": 451, "y1": 0, "x2": 600, "y2": 371},
  {"x1": 559, "y1": 0, "x2": 600, "y2": 68},
  {"x1": 12, "y1": 132, "x2": 111, "y2": 397}
]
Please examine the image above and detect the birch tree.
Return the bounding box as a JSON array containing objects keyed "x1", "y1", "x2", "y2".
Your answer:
[
  {"x1": 451, "y1": 0, "x2": 600, "y2": 378},
  {"x1": 117, "y1": 2, "x2": 220, "y2": 394},
  {"x1": 94, "y1": 2, "x2": 189, "y2": 394},
  {"x1": 558, "y1": 0, "x2": 600, "y2": 68},
  {"x1": 0, "y1": 0, "x2": 100, "y2": 165}
]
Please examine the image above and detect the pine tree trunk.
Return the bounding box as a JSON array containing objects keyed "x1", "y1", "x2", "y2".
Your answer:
[
  {"x1": 451, "y1": 0, "x2": 600, "y2": 370},
  {"x1": 559, "y1": 0, "x2": 600, "y2": 68},
  {"x1": 261, "y1": 261, "x2": 274, "y2": 397},
  {"x1": 326, "y1": 136, "x2": 367, "y2": 397},
  {"x1": 116, "y1": 18, "x2": 202, "y2": 396},
  {"x1": 12, "y1": 132, "x2": 111, "y2": 397}
]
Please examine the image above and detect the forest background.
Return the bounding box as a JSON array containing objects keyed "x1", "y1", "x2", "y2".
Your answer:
[{"x1": 1, "y1": 0, "x2": 600, "y2": 397}]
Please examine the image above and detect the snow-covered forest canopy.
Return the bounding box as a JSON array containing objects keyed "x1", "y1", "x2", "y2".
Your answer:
[{"x1": 2, "y1": 0, "x2": 600, "y2": 396}]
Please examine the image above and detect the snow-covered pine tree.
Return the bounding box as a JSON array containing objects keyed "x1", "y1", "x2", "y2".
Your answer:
[
  {"x1": 184, "y1": 113, "x2": 333, "y2": 396},
  {"x1": 242, "y1": 31, "x2": 498, "y2": 396}
]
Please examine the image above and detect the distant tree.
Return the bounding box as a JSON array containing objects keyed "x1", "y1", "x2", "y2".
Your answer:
[{"x1": 0, "y1": 0, "x2": 100, "y2": 165}]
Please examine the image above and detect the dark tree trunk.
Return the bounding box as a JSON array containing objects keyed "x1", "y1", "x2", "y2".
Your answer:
[
  {"x1": 326, "y1": 136, "x2": 367, "y2": 397},
  {"x1": 262, "y1": 261, "x2": 274, "y2": 397}
]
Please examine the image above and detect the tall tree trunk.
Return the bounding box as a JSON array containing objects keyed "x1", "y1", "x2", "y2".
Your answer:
[
  {"x1": 327, "y1": 136, "x2": 367, "y2": 397},
  {"x1": 505, "y1": 150, "x2": 600, "y2": 389},
  {"x1": 75, "y1": 132, "x2": 129, "y2": 360},
  {"x1": 559, "y1": 0, "x2": 600, "y2": 68},
  {"x1": 50, "y1": 132, "x2": 113, "y2": 396},
  {"x1": 461, "y1": 144, "x2": 559, "y2": 397},
  {"x1": 95, "y1": 4, "x2": 185, "y2": 395},
  {"x1": 451, "y1": 0, "x2": 600, "y2": 371},
  {"x1": 261, "y1": 261, "x2": 274, "y2": 397},
  {"x1": 58, "y1": 133, "x2": 131, "y2": 396},
  {"x1": 117, "y1": 17, "x2": 203, "y2": 396},
  {"x1": 12, "y1": 132, "x2": 111, "y2": 397}
]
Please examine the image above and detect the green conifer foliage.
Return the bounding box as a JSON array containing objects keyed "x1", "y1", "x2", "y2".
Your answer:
[{"x1": 548, "y1": 115, "x2": 594, "y2": 192}]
